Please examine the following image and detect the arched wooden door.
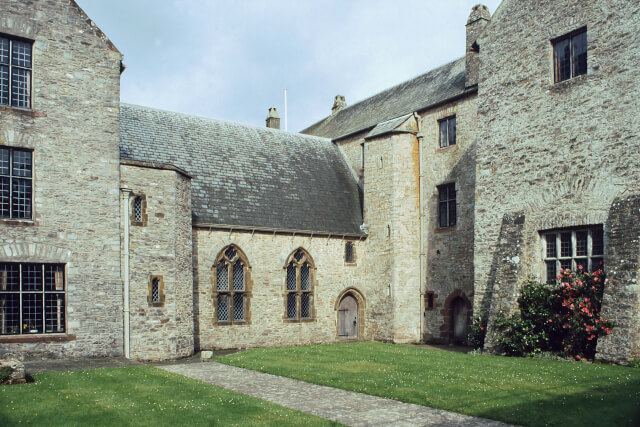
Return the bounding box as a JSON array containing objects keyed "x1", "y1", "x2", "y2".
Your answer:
[
  {"x1": 337, "y1": 295, "x2": 358, "y2": 338},
  {"x1": 451, "y1": 297, "x2": 469, "y2": 343}
]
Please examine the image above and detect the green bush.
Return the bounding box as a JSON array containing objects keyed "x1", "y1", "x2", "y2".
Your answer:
[
  {"x1": 468, "y1": 314, "x2": 487, "y2": 350},
  {"x1": 0, "y1": 366, "x2": 11, "y2": 383},
  {"x1": 492, "y1": 267, "x2": 613, "y2": 360}
]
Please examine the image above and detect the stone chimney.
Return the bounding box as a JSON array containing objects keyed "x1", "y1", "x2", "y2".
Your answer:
[
  {"x1": 331, "y1": 95, "x2": 346, "y2": 115},
  {"x1": 465, "y1": 4, "x2": 491, "y2": 88},
  {"x1": 265, "y1": 107, "x2": 280, "y2": 129}
]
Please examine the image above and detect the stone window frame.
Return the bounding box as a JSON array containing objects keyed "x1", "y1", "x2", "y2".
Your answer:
[
  {"x1": 212, "y1": 245, "x2": 252, "y2": 325},
  {"x1": 283, "y1": 248, "x2": 317, "y2": 323},
  {"x1": 0, "y1": 33, "x2": 33, "y2": 109},
  {"x1": 147, "y1": 275, "x2": 165, "y2": 307},
  {"x1": 344, "y1": 241, "x2": 357, "y2": 265},
  {"x1": 130, "y1": 194, "x2": 148, "y2": 227},
  {"x1": 424, "y1": 291, "x2": 435, "y2": 310},
  {"x1": 541, "y1": 226, "x2": 604, "y2": 283},
  {"x1": 437, "y1": 182, "x2": 457, "y2": 229},
  {"x1": 438, "y1": 116, "x2": 456, "y2": 149},
  {"x1": 0, "y1": 146, "x2": 33, "y2": 220},
  {"x1": 552, "y1": 27, "x2": 587, "y2": 83},
  {"x1": 0, "y1": 262, "x2": 66, "y2": 335}
]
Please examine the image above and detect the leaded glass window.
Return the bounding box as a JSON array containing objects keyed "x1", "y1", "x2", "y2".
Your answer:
[
  {"x1": 0, "y1": 263, "x2": 65, "y2": 335},
  {"x1": 213, "y1": 245, "x2": 250, "y2": 324},
  {"x1": 542, "y1": 226, "x2": 604, "y2": 283},
  {"x1": 345, "y1": 242, "x2": 355, "y2": 263},
  {"x1": 284, "y1": 249, "x2": 314, "y2": 321},
  {"x1": 131, "y1": 194, "x2": 146, "y2": 226},
  {"x1": 0, "y1": 147, "x2": 32, "y2": 219},
  {"x1": 554, "y1": 28, "x2": 587, "y2": 83},
  {"x1": 0, "y1": 35, "x2": 32, "y2": 108}
]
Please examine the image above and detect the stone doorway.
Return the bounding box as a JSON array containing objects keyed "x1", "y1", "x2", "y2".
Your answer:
[
  {"x1": 335, "y1": 287, "x2": 365, "y2": 339},
  {"x1": 440, "y1": 289, "x2": 472, "y2": 344},
  {"x1": 451, "y1": 297, "x2": 469, "y2": 343}
]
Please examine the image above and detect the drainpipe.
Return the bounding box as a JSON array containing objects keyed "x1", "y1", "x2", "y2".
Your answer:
[
  {"x1": 414, "y1": 113, "x2": 426, "y2": 342},
  {"x1": 121, "y1": 188, "x2": 132, "y2": 359}
]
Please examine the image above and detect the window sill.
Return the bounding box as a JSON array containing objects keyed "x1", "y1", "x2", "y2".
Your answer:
[
  {"x1": 0, "y1": 218, "x2": 37, "y2": 226},
  {"x1": 344, "y1": 261, "x2": 357, "y2": 267},
  {"x1": 283, "y1": 317, "x2": 316, "y2": 323},
  {"x1": 434, "y1": 226, "x2": 457, "y2": 233},
  {"x1": 214, "y1": 321, "x2": 250, "y2": 326},
  {"x1": 548, "y1": 73, "x2": 587, "y2": 91},
  {"x1": 436, "y1": 144, "x2": 458, "y2": 153},
  {"x1": 0, "y1": 105, "x2": 46, "y2": 117},
  {"x1": 0, "y1": 334, "x2": 76, "y2": 343}
]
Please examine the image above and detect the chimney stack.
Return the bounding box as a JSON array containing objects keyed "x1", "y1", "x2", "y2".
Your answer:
[
  {"x1": 331, "y1": 95, "x2": 346, "y2": 115},
  {"x1": 266, "y1": 107, "x2": 280, "y2": 129},
  {"x1": 465, "y1": 4, "x2": 490, "y2": 88}
]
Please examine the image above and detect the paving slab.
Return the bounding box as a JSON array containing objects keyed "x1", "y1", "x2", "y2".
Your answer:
[{"x1": 159, "y1": 361, "x2": 512, "y2": 427}]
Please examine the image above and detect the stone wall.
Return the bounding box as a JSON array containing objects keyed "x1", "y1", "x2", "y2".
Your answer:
[
  {"x1": 195, "y1": 229, "x2": 367, "y2": 350},
  {"x1": 0, "y1": 0, "x2": 123, "y2": 358},
  {"x1": 475, "y1": 0, "x2": 640, "y2": 361},
  {"x1": 121, "y1": 164, "x2": 194, "y2": 360},
  {"x1": 418, "y1": 96, "x2": 477, "y2": 342}
]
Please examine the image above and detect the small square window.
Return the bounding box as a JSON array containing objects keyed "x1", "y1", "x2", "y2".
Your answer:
[
  {"x1": 553, "y1": 28, "x2": 587, "y2": 83},
  {"x1": 425, "y1": 292, "x2": 435, "y2": 310},
  {"x1": 438, "y1": 116, "x2": 456, "y2": 148}
]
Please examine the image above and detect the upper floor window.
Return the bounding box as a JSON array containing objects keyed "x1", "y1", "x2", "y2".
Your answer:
[
  {"x1": 0, "y1": 35, "x2": 32, "y2": 109},
  {"x1": 285, "y1": 248, "x2": 315, "y2": 321},
  {"x1": 345, "y1": 241, "x2": 355, "y2": 264},
  {"x1": 0, "y1": 147, "x2": 32, "y2": 220},
  {"x1": 130, "y1": 194, "x2": 147, "y2": 226},
  {"x1": 0, "y1": 263, "x2": 65, "y2": 335},
  {"x1": 213, "y1": 245, "x2": 251, "y2": 324},
  {"x1": 553, "y1": 28, "x2": 587, "y2": 83},
  {"x1": 437, "y1": 183, "x2": 456, "y2": 228},
  {"x1": 438, "y1": 116, "x2": 456, "y2": 148},
  {"x1": 542, "y1": 226, "x2": 603, "y2": 283}
]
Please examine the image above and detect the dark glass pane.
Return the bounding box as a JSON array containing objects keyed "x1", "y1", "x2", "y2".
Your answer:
[
  {"x1": 224, "y1": 247, "x2": 236, "y2": 260},
  {"x1": 591, "y1": 258, "x2": 603, "y2": 272},
  {"x1": 287, "y1": 293, "x2": 297, "y2": 319},
  {"x1": 448, "y1": 117, "x2": 456, "y2": 146},
  {"x1": 300, "y1": 264, "x2": 310, "y2": 290},
  {"x1": 345, "y1": 242, "x2": 354, "y2": 263},
  {"x1": 592, "y1": 229, "x2": 603, "y2": 255},
  {"x1": 0, "y1": 293, "x2": 19, "y2": 334},
  {"x1": 0, "y1": 38, "x2": 8, "y2": 64},
  {"x1": 0, "y1": 64, "x2": 8, "y2": 105},
  {"x1": 572, "y1": 31, "x2": 587, "y2": 77},
  {"x1": 216, "y1": 263, "x2": 228, "y2": 291},
  {"x1": 233, "y1": 294, "x2": 244, "y2": 321},
  {"x1": 232, "y1": 262, "x2": 244, "y2": 291},
  {"x1": 11, "y1": 67, "x2": 30, "y2": 108},
  {"x1": 439, "y1": 202, "x2": 448, "y2": 228},
  {"x1": 216, "y1": 294, "x2": 229, "y2": 322},
  {"x1": 22, "y1": 293, "x2": 42, "y2": 333},
  {"x1": 0, "y1": 263, "x2": 19, "y2": 291},
  {"x1": 576, "y1": 231, "x2": 587, "y2": 256},
  {"x1": 560, "y1": 233, "x2": 572, "y2": 257},
  {"x1": 438, "y1": 185, "x2": 448, "y2": 202},
  {"x1": 45, "y1": 293, "x2": 65, "y2": 333},
  {"x1": 546, "y1": 261, "x2": 557, "y2": 283},
  {"x1": 286, "y1": 263, "x2": 296, "y2": 290},
  {"x1": 44, "y1": 264, "x2": 64, "y2": 291},
  {"x1": 0, "y1": 176, "x2": 9, "y2": 217},
  {"x1": 554, "y1": 38, "x2": 571, "y2": 82},
  {"x1": 293, "y1": 250, "x2": 303, "y2": 262},
  {"x1": 151, "y1": 278, "x2": 160, "y2": 303},
  {"x1": 11, "y1": 177, "x2": 32, "y2": 219},
  {"x1": 11, "y1": 40, "x2": 32, "y2": 68},
  {"x1": 449, "y1": 200, "x2": 457, "y2": 226},
  {"x1": 439, "y1": 120, "x2": 448, "y2": 148},
  {"x1": 12, "y1": 150, "x2": 31, "y2": 177},
  {"x1": 560, "y1": 259, "x2": 572, "y2": 271},
  {"x1": 301, "y1": 293, "x2": 311, "y2": 318},
  {"x1": 545, "y1": 234, "x2": 557, "y2": 258},
  {"x1": 22, "y1": 264, "x2": 42, "y2": 291},
  {"x1": 576, "y1": 258, "x2": 588, "y2": 271},
  {"x1": 133, "y1": 197, "x2": 142, "y2": 222},
  {"x1": 0, "y1": 148, "x2": 8, "y2": 175}
]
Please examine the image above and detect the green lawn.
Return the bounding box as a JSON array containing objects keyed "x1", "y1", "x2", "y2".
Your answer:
[
  {"x1": 216, "y1": 342, "x2": 640, "y2": 426},
  {"x1": 0, "y1": 366, "x2": 338, "y2": 426}
]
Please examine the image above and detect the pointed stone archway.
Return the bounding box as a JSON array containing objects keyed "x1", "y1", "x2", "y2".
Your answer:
[
  {"x1": 440, "y1": 289, "x2": 473, "y2": 344},
  {"x1": 335, "y1": 287, "x2": 365, "y2": 340}
]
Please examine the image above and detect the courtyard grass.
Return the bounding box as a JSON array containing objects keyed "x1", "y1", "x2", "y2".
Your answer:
[
  {"x1": 0, "y1": 366, "x2": 339, "y2": 426},
  {"x1": 216, "y1": 342, "x2": 640, "y2": 426}
]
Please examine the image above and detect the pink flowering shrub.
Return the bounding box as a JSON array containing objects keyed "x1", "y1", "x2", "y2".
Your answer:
[{"x1": 493, "y1": 267, "x2": 613, "y2": 360}]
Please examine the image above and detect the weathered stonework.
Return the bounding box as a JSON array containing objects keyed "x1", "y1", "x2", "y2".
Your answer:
[{"x1": 0, "y1": 0, "x2": 123, "y2": 359}]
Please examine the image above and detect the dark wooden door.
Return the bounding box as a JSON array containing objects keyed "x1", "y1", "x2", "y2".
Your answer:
[
  {"x1": 452, "y1": 298, "x2": 468, "y2": 343},
  {"x1": 338, "y1": 295, "x2": 358, "y2": 338}
]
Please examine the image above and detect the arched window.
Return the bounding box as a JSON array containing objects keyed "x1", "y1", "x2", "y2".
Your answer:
[
  {"x1": 212, "y1": 245, "x2": 251, "y2": 324},
  {"x1": 284, "y1": 248, "x2": 315, "y2": 321}
]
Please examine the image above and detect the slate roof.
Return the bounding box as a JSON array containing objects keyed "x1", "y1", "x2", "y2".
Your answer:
[
  {"x1": 120, "y1": 104, "x2": 364, "y2": 235},
  {"x1": 365, "y1": 114, "x2": 413, "y2": 140},
  {"x1": 302, "y1": 57, "x2": 473, "y2": 140}
]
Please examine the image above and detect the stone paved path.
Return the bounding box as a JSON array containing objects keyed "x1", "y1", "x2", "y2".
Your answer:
[{"x1": 159, "y1": 361, "x2": 511, "y2": 427}]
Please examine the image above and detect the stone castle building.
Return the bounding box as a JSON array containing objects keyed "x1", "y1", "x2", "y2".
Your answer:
[{"x1": 0, "y1": 0, "x2": 638, "y2": 363}]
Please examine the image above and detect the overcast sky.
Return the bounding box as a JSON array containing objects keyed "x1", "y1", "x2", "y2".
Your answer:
[{"x1": 75, "y1": 0, "x2": 502, "y2": 132}]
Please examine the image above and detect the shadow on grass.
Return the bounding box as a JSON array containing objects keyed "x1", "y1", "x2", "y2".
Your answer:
[{"x1": 474, "y1": 376, "x2": 640, "y2": 427}]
